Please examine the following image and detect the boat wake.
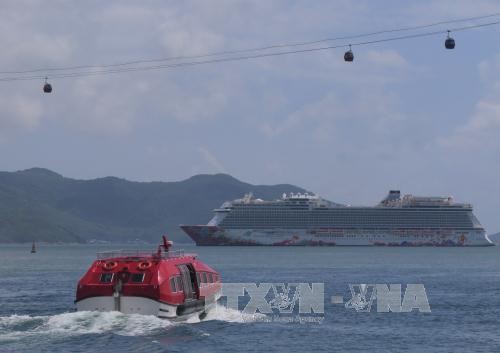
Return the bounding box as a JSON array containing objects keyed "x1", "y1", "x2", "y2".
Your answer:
[
  {"x1": 0, "y1": 305, "x2": 264, "y2": 342},
  {"x1": 189, "y1": 304, "x2": 266, "y2": 323},
  {"x1": 0, "y1": 311, "x2": 172, "y2": 342}
]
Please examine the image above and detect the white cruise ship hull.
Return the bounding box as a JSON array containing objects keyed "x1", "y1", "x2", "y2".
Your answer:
[{"x1": 181, "y1": 226, "x2": 493, "y2": 246}]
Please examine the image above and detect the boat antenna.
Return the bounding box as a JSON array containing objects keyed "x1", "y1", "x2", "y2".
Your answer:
[
  {"x1": 162, "y1": 234, "x2": 173, "y2": 251},
  {"x1": 156, "y1": 234, "x2": 172, "y2": 256}
]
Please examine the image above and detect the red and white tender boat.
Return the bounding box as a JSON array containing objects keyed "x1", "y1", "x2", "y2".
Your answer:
[{"x1": 75, "y1": 236, "x2": 221, "y2": 320}]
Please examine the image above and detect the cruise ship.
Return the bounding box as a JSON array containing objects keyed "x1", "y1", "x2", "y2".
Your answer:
[{"x1": 181, "y1": 191, "x2": 493, "y2": 246}]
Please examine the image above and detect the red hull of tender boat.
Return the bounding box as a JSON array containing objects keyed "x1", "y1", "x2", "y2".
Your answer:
[{"x1": 75, "y1": 236, "x2": 221, "y2": 319}]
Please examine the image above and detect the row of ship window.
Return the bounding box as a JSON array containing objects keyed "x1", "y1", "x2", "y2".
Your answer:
[
  {"x1": 230, "y1": 210, "x2": 468, "y2": 214},
  {"x1": 169, "y1": 272, "x2": 220, "y2": 293},
  {"x1": 229, "y1": 209, "x2": 469, "y2": 215},
  {"x1": 225, "y1": 216, "x2": 466, "y2": 223},
  {"x1": 98, "y1": 272, "x2": 220, "y2": 290},
  {"x1": 229, "y1": 213, "x2": 469, "y2": 219},
  {"x1": 224, "y1": 215, "x2": 472, "y2": 224},
  {"x1": 332, "y1": 234, "x2": 442, "y2": 238},
  {"x1": 234, "y1": 206, "x2": 466, "y2": 211},
  {"x1": 223, "y1": 221, "x2": 472, "y2": 227}
]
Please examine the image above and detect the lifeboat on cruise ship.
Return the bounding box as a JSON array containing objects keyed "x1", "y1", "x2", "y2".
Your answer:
[{"x1": 75, "y1": 236, "x2": 221, "y2": 320}]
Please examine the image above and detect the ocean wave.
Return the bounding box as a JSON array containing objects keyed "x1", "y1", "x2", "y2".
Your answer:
[
  {"x1": 194, "y1": 304, "x2": 267, "y2": 324},
  {"x1": 0, "y1": 311, "x2": 173, "y2": 342},
  {"x1": 0, "y1": 306, "x2": 264, "y2": 342}
]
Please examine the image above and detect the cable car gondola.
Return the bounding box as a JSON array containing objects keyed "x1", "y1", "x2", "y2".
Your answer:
[
  {"x1": 43, "y1": 77, "x2": 52, "y2": 93},
  {"x1": 344, "y1": 45, "x2": 354, "y2": 62},
  {"x1": 445, "y1": 30, "x2": 455, "y2": 49}
]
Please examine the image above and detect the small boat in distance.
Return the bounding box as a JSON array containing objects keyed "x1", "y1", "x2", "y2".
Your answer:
[
  {"x1": 75, "y1": 235, "x2": 221, "y2": 320},
  {"x1": 31, "y1": 241, "x2": 36, "y2": 253}
]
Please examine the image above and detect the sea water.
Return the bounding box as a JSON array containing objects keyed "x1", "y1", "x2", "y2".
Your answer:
[{"x1": 0, "y1": 244, "x2": 499, "y2": 352}]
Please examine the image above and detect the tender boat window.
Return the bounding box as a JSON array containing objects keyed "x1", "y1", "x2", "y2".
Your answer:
[
  {"x1": 170, "y1": 277, "x2": 177, "y2": 292},
  {"x1": 208, "y1": 273, "x2": 213, "y2": 283},
  {"x1": 202, "y1": 272, "x2": 208, "y2": 284},
  {"x1": 175, "y1": 276, "x2": 183, "y2": 291},
  {"x1": 196, "y1": 272, "x2": 201, "y2": 284},
  {"x1": 131, "y1": 273, "x2": 145, "y2": 283},
  {"x1": 100, "y1": 273, "x2": 113, "y2": 283}
]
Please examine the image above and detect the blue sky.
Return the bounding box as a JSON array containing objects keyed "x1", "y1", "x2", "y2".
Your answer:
[{"x1": 1, "y1": 0, "x2": 500, "y2": 232}]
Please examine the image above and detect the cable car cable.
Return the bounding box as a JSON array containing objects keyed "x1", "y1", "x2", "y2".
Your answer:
[
  {"x1": 0, "y1": 19, "x2": 499, "y2": 82},
  {"x1": 1, "y1": 11, "x2": 500, "y2": 76}
]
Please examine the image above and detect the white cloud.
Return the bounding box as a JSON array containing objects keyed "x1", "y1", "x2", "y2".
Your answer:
[
  {"x1": 51, "y1": 77, "x2": 141, "y2": 136},
  {"x1": 94, "y1": 3, "x2": 156, "y2": 24},
  {"x1": 260, "y1": 110, "x2": 303, "y2": 138},
  {"x1": 406, "y1": 0, "x2": 500, "y2": 21},
  {"x1": 159, "y1": 27, "x2": 224, "y2": 57},
  {"x1": 198, "y1": 146, "x2": 226, "y2": 173},
  {"x1": 161, "y1": 85, "x2": 228, "y2": 124},
  {"x1": 478, "y1": 54, "x2": 500, "y2": 83},
  {"x1": 0, "y1": 95, "x2": 43, "y2": 132},
  {"x1": 440, "y1": 99, "x2": 500, "y2": 149},
  {"x1": 0, "y1": 3, "x2": 74, "y2": 69},
  {"x1": 260, "y1": 89, "x2": 404, "y2": 145},
  {"x1": 365, "y1": 50, "x2": 409, "y2": 68},
  {"x1": 440, "y1": 53, "x2": 500, "y2": 149}
]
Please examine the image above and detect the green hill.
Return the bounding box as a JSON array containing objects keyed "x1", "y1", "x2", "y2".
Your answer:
[{"x1": 0, "y1": 168, "x2": 307, "y2": 243}]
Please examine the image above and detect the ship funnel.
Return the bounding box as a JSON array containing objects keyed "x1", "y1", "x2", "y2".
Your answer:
[
  {"x1": 380, "y1": 190, "x2": 401, "y2": 205},
  {"x1": 388, "y1": 190, "x2": 400, "y2": 198}
]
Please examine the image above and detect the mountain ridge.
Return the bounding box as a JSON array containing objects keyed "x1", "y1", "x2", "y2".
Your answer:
[{"x1": 0, "y1": 168, "x2": 307, "y2": 243}]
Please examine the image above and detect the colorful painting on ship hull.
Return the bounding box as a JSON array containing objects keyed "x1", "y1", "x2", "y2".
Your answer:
[{"x1": 180, "y1": 226, "x2": 493, "y2": 246}]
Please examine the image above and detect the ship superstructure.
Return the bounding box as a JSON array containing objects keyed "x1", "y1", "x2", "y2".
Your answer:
[{"x1": 181, "y1": 191, "x2": 492, "y2": 246}]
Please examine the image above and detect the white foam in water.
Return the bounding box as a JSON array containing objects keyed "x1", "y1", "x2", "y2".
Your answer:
[
  {"x1": 0, "y1": 311, "x2": 173, "y2": 342},
  {"x1": 0, "y1": 314, "x2": 38, "y2": 328},
  {"x1": 0, "y1": 306, "x2": 263, "y2": 342},
  {"x1": 45, "y1": 311, "x2": 174, "y2": 336},
  {"x1": 196, "y1": 304, "x2": 266, "y2": 323}
]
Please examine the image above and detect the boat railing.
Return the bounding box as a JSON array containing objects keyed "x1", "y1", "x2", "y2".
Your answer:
[{"x1": 96, "y1": 249, "x2": 189, "y2": 260}]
